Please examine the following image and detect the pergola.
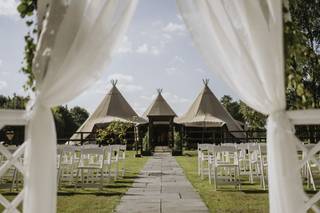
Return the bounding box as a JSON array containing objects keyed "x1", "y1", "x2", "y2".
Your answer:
[{"x1": 0, "y1": 1, "x2": 320, "y2": 213}]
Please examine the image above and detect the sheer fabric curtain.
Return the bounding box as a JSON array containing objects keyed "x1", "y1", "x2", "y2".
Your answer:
[
  {"x1": 23, "y1": 0, "x2": 138, "y2": 212},
  {"x1": 177, "y1": 0, "x2": 305, "y2": 212}
]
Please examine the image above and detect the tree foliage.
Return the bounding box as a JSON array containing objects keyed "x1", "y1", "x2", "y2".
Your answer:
[
  {"x1": 52, "y1": 105, "x2": 89, "y2": 140},
  {"x1": 0, "y1": 94, "x2": 29, "y2": 109},
  {"x1": 285, "y1": 0, "x2": 320, "y2": 109},
  {"x1": 96, "y1": 121, "x2": 133, "y2": 146},
  {"x1": 220, "y1": 95, "x2": 244, "y2": 123},
  {"x1": 220, "y1": 95, "x2": 266, "y2": 130},
  {"x1": 17, "y1": 0, "x2": 37, "y2": 91}
]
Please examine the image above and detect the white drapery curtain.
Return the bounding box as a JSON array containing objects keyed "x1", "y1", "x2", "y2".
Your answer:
[
  {"x1": 23, "y1": 0, "x2": 138, "y2": 212},
  {"x1": 177, "y1": 0, "x2": 305, "y2": 212}
]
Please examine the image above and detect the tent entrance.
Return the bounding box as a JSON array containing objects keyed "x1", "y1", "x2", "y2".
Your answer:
[{"x1": 153, "y1": 124, "x2": 169, "y2": 146}]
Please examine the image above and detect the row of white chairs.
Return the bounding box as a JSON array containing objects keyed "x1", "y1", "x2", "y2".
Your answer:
[
  {"x1": 0, "y1": 143, "x2": 127, "y2": 191},
  {"x1": 198, "y1": 142, "x2": 320, "y2": 191},
  {"x1": 197, "y1": 143, "x2": 267, "y2": 190},
  {"x1": 57, "y1": 144, "x2": 127, "y2": 190}
]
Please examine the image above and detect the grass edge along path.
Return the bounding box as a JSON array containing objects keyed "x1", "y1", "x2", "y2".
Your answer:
[{"x1": 175, "y1": 151, "x2": 269, "y2": 213}]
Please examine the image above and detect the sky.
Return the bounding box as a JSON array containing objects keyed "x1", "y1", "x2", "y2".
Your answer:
[{"x1": 0, "y1": 0, "x2": 238, "y2": 116}]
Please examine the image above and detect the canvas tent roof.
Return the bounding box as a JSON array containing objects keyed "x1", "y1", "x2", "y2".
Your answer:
[
  {"x1": 143, "y1": 89, "x2": 177, "y2": 117},
  {"x1": 70, "y1": 82, "x2": 146, "y2": 142},
  {"x1": 175, "y1": 80, "x2": 243, "y2": 136}
]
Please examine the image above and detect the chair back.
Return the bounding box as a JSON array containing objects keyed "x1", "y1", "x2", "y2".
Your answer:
[{"x1": 79, "y1": 147, "x2": 104, "y2": 168}]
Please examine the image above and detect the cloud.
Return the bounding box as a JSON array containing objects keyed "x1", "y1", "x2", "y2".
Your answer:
[
  {"x1": 0, "y1": 0, "x2": 18, "y2": 17},
  {"x1": 176, "y1": 14, "x2": 183, "y2": 21},
  {"x1": 106, "y1": 73, "x2": 143, "y2": 93},
  {"x1": 162, "y1": 92, "x2": 189, "y2": 104},
  {"x1": 162, "y1": 22, "x2": 185, "y2": 33},
  {"x1": 136, "y1": 43, "x2": 149, "y2": 54},
  {"x1": 118, "y1": 84, "x2": 143, "y2": 93},
  {"x1": 165, "y1": 67, "x2": 179, "y2": 75},
  {"x1": 116, "y1": 35, "x2": 133, "y2": 54},
  {"x1": 107, "y1": 73, "x2": 134, "y2": 83},
  {"x1": 151, "y1": 20, "x2": 162, "y2": 27},
  {"x1": 0, "y1": 81, "x2": 8, "y2": 90},
  {"x1": 173, "y1": 56, "x2": 185, "y2": 64},
  {"x1": 136, "y1": 43, "x2": 160, "y2": 55},
  {"x1": 195, "y1": 68, "x2": 206, "y2": 74},
  {"x1": 151, "y1": 46, "x2": 160, "y2": 55}
]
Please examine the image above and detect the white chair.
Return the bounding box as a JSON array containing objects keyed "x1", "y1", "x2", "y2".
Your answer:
[
  {"x1": 209, "y1": 145, "x2": 241, "y2": 190},
  {"x1": 119, "y1": 145, "x2": 127, "y2": 177},
  {"x1": 197, "y1": 143, "x2": 213, "y2": 179},
  {"x1": 57, "y1": 145, "x2": 78, "y2": 188},
  {"x1": 247, "y1": 143, "x2": 261, "y2": 184},
  {"x1": 75, "y1": 146, "x2": 105, "y2": 190},
  {"x1": 258, "y1": 143, "x2": 268, "y2": 190},
  {"x1": 236, "y1": 143, "x2": 250, "y2": 178}
]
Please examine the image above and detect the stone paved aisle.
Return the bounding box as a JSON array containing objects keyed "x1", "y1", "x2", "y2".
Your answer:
[{"x1": 115, "y1": 153, "x2": 209, "y2": 213}]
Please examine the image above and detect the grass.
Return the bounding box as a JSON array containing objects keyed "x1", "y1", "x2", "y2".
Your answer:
[
  {"x1": 0, "y1": 151, "x2": 148, "y2": 213},
  {"x1": 176, "y1": 151, "x2": 269, "y2": 213}
]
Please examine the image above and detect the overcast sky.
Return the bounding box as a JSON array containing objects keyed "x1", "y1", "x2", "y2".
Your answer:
[{"x1": 0, "y1": 0, "x2": 238, "y2": 116}]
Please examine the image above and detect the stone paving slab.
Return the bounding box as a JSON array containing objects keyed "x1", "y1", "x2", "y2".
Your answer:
[{"x1": 115, "y1": 153, "x2": 209, "y2": 213}]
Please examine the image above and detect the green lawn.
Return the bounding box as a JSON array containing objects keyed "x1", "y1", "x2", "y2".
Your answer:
[
  {"x1": 1, "y1": 151, "x2": 148, "y2": 213},
  {"x1": 176, "y1": 151, "x2": 269, "y2": 213}
]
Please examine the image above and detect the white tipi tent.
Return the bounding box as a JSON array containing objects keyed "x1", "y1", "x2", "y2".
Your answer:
[
  {"x1": 175, "y1": 80, "x2": 243, "y2": 137},
  {"x1": 70, "y1": 80, "x2": 146, "y2": 143}
]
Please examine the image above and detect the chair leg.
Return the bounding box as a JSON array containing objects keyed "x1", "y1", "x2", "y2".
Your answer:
[
  {"x1": 198, "y1": 155, "x2": 201, "y2": 176},
  {"x1": 208, "y1": 161, "x2": 212, "y2": 184},
  {"x1": 74, "y1": 169, "x2": 80, "y2": 189},
  {"x1": 122, "y1": 159, "x2": 126, "y2": 177},
  {"x1": 81, "y1": 169, "x2": 85, "y2": 189},
  {"x1": 99, "y1": 169, "x2": 103, "y2": 190},
  {"x1": 115, "y1": 161, "x2": 119, "y2": 181},
  {"x1": 213, "y1": 167, "x2": 217, "y2": 191},
  {"x1": 10, "y1": 169, "x2": 17, "y2": 192}
]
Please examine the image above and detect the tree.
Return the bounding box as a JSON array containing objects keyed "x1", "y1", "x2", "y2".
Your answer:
[
  {"x1": 0, "y1": 94, "x2": 29, "y2": 109},
  {"x1": 69, "y1": 106, "x2": 89, "y2": 128},
  {"x1": 239, "y1": 101, "x2": 267, "y2": 130},
  {"x1": 52, "y1": 105, "x2": 89, "y2": 140},
  {"x1": 17, "y1": 0, "x2": 37, "y2": 91},
  {"x1": 220, "y1": 95, "x2": 266, "y2": 130},
  {"x1": 285, "y1": 0, "x2": 320, "y2": 109},
  {"x1": 220, "y1": 95, "x2": 244, "y2": 122}
]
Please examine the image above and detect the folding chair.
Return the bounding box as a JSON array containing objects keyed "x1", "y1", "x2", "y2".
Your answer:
[
  {"x1": 119, "y1": 145, "x2": 127, "y2": 177},
  {"x1": 209, "y1": 145, "x2": 241, "y2": 190},
  {"x1": 75, "y1": 146, "x2": 105, "y2": 190},
  {"x1": 258, "y1": 143, "x2": 268, "y2": 190},
  {"x1": 57, "y1": 145, "x2": 77, "y2": 188},
  {"x1": 197, "y1": 143, "x2": 212, "y2": 179}
]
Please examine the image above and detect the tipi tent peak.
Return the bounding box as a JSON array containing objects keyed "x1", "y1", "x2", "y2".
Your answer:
[{"x1": 143, "y1": 89, "x2": 177, "y2": 117}]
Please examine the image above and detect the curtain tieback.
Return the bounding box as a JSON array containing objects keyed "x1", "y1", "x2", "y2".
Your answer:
[{"x1": 268, "y1": 109, "x2": 295, "y2": 134}]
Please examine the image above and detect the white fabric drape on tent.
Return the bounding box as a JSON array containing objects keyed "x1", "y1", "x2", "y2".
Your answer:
[
  {"x1": 23, "y1": 0, "x2": 137, "y2": 212},
  {"x1": 177, "y1": 0, "x2": 305, "y2": 212}
]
